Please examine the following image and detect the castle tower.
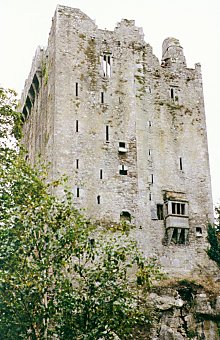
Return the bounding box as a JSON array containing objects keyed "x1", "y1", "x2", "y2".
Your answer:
[{"x1": 20, "y1": 5, "x2": 213, "y2": 275}]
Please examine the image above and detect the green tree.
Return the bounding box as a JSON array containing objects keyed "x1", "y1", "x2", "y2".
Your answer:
[
  {"x1": 0, "y1": 87, "x2": 21, "y2": 142},
  {"x1": 207, "y1": 208, "x2": 220, "y2": 268},
  {"x1": 0, "y1": 88, "x2": 161, "y2": 339}
]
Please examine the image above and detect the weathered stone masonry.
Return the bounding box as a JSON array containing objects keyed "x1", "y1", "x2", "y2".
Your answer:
[{"x1": 21, "y1": 5, "x2": 214, "y2": 276}]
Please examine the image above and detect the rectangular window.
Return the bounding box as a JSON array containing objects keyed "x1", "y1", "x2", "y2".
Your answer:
[
  {"x1": 76, "y1": 159, "x2": 79, "y2": 169},
  {"x1": 119, "y1": 142, "x2": 125, "y2": 148},
  {"x1": 148, "y1": 121, "x2": 152, "y2": 127},
  {"x1": 119, "y1": 165, "x2": 128, "y2": 175},
  {"x1": 77, "y1": 187, "x2": 80, "y2": 197},
  {"x1": 171, "y1": 202, "x2": 186, "y2": 215},
  {"x1": 97, "y1": 195, "x2": 100, "y2": 204},
  {"x1": 76, "y1": 82, "x2": 78, "y2": 97},
  {"x1": 101, "y1": 92, "x2": 104, "y2": 104},
  {"x1": 149, "y1": 149, "x2": 151, "y2": 156},
  {"x1": 102, "y1": 53, "x2": 111, "y2": 77},
  {"x1": 170, "y1": 86, "x2": 179, "y2": 102},
  {"x1": 180, "y1": 157, "x2": 183, "y2": 170},
  {"x1": 76, "y1": 120, "x2": 79, "y2": 132},
  {"x1": 118, "y1": 142, "x2": 127, "y2": 153},
  {"x1": 106, "y1": 125, "x2": 109, "y2": 142},
  {"x1": 196, "y1": 227, "x2": 202, "y2": 236},
  {"x1": 100, "y1": 169, "x2": 103, "y2": 179},
  {"x1": 151, "y1": 174, "x2": 154, "y2": 184}
]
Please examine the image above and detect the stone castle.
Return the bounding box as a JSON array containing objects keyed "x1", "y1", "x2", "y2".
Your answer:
[{"x1": 21, "y1": 5, "x2": 214, "y2": 276}]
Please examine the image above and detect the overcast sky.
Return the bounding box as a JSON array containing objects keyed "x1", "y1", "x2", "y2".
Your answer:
[{"x1": 1, "y1": 0, "x2": 219, "y2": 205}]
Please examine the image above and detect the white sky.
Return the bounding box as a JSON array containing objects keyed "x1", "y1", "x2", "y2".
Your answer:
[{"x1": 0, "y1": 0, "x2": 219, "y2": 205}]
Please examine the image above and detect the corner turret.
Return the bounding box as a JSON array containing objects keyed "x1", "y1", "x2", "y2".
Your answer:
[{"x1": 161, "y1": 37, "x2": 186, "y2": 68}]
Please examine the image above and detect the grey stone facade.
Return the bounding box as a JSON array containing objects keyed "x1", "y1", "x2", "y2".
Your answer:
[{"x1": 21, "y1": 5, "x2": 214, "y2": 275}]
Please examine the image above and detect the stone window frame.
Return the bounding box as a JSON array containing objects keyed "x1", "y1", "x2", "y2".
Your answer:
[
  {"x1": 165, "y1": 200, "x2": 188, "y2": 217},
  {"x1": 101, "y1": 52, "x2": 112, "y2": 78}
]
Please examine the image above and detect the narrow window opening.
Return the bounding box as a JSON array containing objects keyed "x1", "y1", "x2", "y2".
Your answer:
[
  {"x1": 106, "y1": 125, "x2": 109, "y2": 142},
  {"x1": 76, "y1": 120, "x2": 79, "y2": 132},
  {"x1": 76, "y1": 82, "x2": 78, "y2": 97},
  {"x1": 148, "y1": 121, "x2": 152, "y2": 127},
  {"x1": 119, "y1": 165, "x2": 128, "y2": 175},
  {"x1": 172, "y1": 202, "x2": 176, "y2": 214},
  {"x1": 100, "y1": 169, "x2": 103, "y2": 179},
  {"x1": 151, "y1": 174, "x2": 154, "y2": 184},
  {"x1": 149, "y1": 149, "x2": 151, "y2": 156},
  {"x1": 76, "y1": 159, "x2": 79, "y2": 169},
  {"x1": 177, "y1": 203, "x2": 181, "y2": 215},
  {"x1": 157, "y1": 204, "x2": 164, "y2": 220},
  {"x1": 103, "y1": 55, "x2": 106, "y2": 77},
  {"x1": 97, "y1": 195, "x2": 101, "y2": 204},
  {"x1": 180, "y1": 157, "x2": 183, "y2": 170},
  {"x1": 149, "y1": 193, "x2": 152, "y2": 201},
  {"x1": 170, "y1": 88, "x2": 174, "y2": 99},
  {"x1": 149, "y1": 86, "x2": 151, "y2": 93},
  {"x1": 120, "y1": 211, "x2": 131, "y2": 222},
  {"x1": 101, "y1": 92, "x2": 104, "y2": 104},
  {"x1": 77, "y1": 187, "x2": 80, "y2": 198}
]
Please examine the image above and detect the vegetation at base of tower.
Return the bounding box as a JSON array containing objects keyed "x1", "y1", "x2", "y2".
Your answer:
[
  {"x1": 0, "y1": 87, "x2": 162, "y2": 339},
  {"x1": 207, "y1": 218, "x2": 220, "y2": 268}
]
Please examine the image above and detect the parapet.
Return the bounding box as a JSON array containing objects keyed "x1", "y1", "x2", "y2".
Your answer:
[{"x1": 114, "y1": 18, "x2": 144, "y2": 42}]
